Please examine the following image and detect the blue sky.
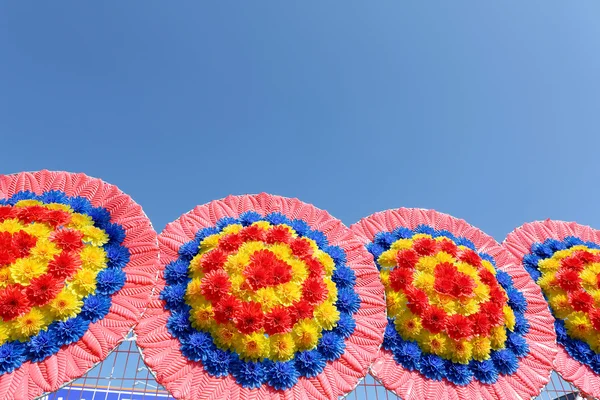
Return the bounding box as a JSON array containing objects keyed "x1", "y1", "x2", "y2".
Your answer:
[{"x1": 1, "y1": 2, "x2": 599, "y2": 241}]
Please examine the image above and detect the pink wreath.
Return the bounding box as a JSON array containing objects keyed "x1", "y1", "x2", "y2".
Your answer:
[
  {"x1": 504, "y1": 219, "x2": 600, "y2": 398},
  {"x1": 0, "y1": 170, "x2": 159, "y2": 400},
  {"x1": 135, "y1": 193, "x2": 386, "y2": 400},
  {"x1": 351, "y1": 208, "x2": 556, "y2": 400}
]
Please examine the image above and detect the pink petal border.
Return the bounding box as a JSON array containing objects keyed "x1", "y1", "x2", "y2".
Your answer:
[
  {"x1": 134, "y1": 193, "x2": 387, "y2": 400},
  {"x1": 503, "y1": 219, "x2": 600, "y2": 398},
  {"x1": 0, "y1": 170, "x2": 159, "y2": 400},
  {"x1": 350, "y1": 208, "x2": 556, "y2": 400}
]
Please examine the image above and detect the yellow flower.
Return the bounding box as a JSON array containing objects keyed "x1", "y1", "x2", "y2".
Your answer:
[
  {"x1": 416, "y1": 256, "x2": 438, "y2": 272},
  {"x1": 45, "y1": 203, "x2": 72, "y2": 212},
  {"x1": 378, "y1": 250, "x2": 398, "y2": 268},
  {"x1": 503, "y1": 306, "x2": 516, "y2": 331},
  {"x1": 11, "y1": 309, "x2": 47, "y2": 341},
  {"x1": 314, "y1": 302, "x2": 340, "y2": 330},
  {"x1": 537, "y1": 273, "x2": 557, "y2": 292},
  {"x1": 490, "y1": 326, "x2": 507, "y2": 350},
  {"x1": 190, "y1": 303, "x2": 214, "y2": 331},
  {"x1": 293, "y1": 319, "x2": 321, "y2": 351},
  {"x1": 255, "y1": 287, "x2": 279, "y2": 311},
  {"x1": 69, "y1": 268, "x2": 98, "y2": 297},
  {"x1": 237, "y1": 332, "x2": 270, "y2": 360},
  {"x1": 380, "y1": 270, "x2": 390, "y2": 287},
  {"x1": 199, "y1": 234, "x2": 220, "y2": 254},
  {"x1": 394, "y1": 313, "x2": 422, "y2": 341},
  {"x1": 24, "y1": 222, "x2": 52, "y2": 238},
  {"x1": 80, "y1": 246, "x2": 108, "y2": 271},
  {"x1": 456, "y1": 299, "x2": 478, "y2": 316},
  {"x1": 269, "y1": 243, "x2": 292, "y2": 259},
  {"x1": 221, "y1": 224, "x2": 243, "y2": 235},
  {"x1": 589, "y1": 332, "x2": 600, "y2": 353},
  {"x1": 289, "y1": 259, "x2": 308, "y2": 283},
  {"x1": 252, "y1": 221, "x2": 271, "y2": 230},
  {"x1": 30, "y1": 239, "x2": 60, "y2": 262},
  {"x1": 481, "y1": 260, "x2": 497, "y2": 275},
  {"x1": 471, "y1": 336, "x2": 492, "y2": 361},
  {"x1": 420, "y1": 333, "x2": 447, "y2": 356},
  {"x1": 0, "y1": 322, "x2": 9, "y2": 345},
  {"x1": 10, "y1": 258, "x2": 46, "y2": 285},
  {"x1": 188, "y1": 255, "x2": 204, "y2": 277},
  {"x1": 391, "y1": 239, "x2": 412, "y2": 250},
  {"x1": 580, "y1": 269, "x2": 598, "y2": 289},
  {"x1": 315, "y1": 251, "x2": 335, "y2": 275},
  {"x1": 81, "y1": 226, "x2": 109, "y2": 246},
  {"x1": 413, "y1": 271, "x2": 435, "y2": 292},
  {"x1": 537, "y1": 258, "x2": 561, "y2": 273},
  {"x1": 552, "y1": 249, "x2": 573, "y2": 260},
  {"x1": 548, "y1": 293, "x2": 572, "y2": 320},
  {"x1": 277, "y1": 283, "x2": 302, "y2": 305},
  {"x1": 68, "y1": 213, "x2": 94, "y2": 229},
  {"x1": 49, "y1": 290, "x2": 83, "y2": 321},
  {"x1": 185, "y1": 278, "x2": 206, "y2": 305},
  {"x1": 269, "y1": 333, "x2": 296, "y2": 361},
  {"x1": 386, "y1": 291, "x2": 407, "y2": 317},
  {"x1": 14, "y1": 199, "x2": 43, "y2": 207},
  {"x1": 449, "y1": 339, "x2": 472, "y2": 364},
  {"x1": 0, "y1": 219, "x2": 24, "y2": 233},
  {"x1": 565, "y1": 311, "x2": 593, "y2": 341},
  {"x1": 472, "y1": 283, "x2": 490, "y2": 303},
  {"x1": 324, "y1": 278, "x2": 338, "y2": 303},
  {"x1": 435, "y1": 251, "x2": 454, "y2": 264},
  {"x1": 213, "y1": 323, "x2": 239, "y2": 350},
  {"x1": 0, "y1": 268, "x2": 13, "y2": 288}
]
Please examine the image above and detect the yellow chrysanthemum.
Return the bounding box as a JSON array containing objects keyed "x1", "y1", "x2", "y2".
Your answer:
[
  {"x1": 289, "y1": 259, "x2": 308, "y2": 283},
  {"x1": 80, "y1": 246, "x2": 108, "y2": 271},
  {"x1": 552, "y1": 249, "x2": 573, "y2": 260},
  {"x1": 49, "y1": 290, "x2": 83, "y2": 320},
  {"x1": 537, "y1": 258, "x2": 561, "y2": 273},
  {"x1": 213, "y1": 323, "x2": 239, "y2": 350},
  {"x1": 581, "y1": 269, "x2": 598, "y2": 289},
  {"x1": 416, "y1": 256, "x2": 438, "y2": 272},
  {"x1": 11, "y1": 309, "x2": 47, "y2": 341},
  {"x1": 503, "y1": 306, "x2": 516, "y2": 332},
  {"x1": 391, "y1": 239, "x2": 413, "y2": 250},
  {"x1": 471, "y1": 336, "x2": 492, "y2": 361},
  {"x1": 455, "y1": 263, "x2": 478, "y2": 280},
  {"x1": 199, "y1": 235, "x2": 220, "y2": 254},
  {"x1": 0, "y1": 323, "x2": 9, "y2": 345},
  {"x1": 0, "y1": 219, "x2": 24, "y2": 233},
  {"x1": 394, "y1": 313, "x2": 422, "y2": 340},
  {"x1": 69, "y1": 268, "x2": 98, "y2": 297},
  {"x1": 81, "y1": 225, "x2": 109, "y2": 246},
  {"x1": 449, "y1": 339, "x2": 472, "y2": 364},
  {"x1": 386, "y1": 291, "x2": 407, "y2": 316},
  {"x1": 185, "y1": 278, "x2": 206, "y2": 305},
  {"x1": 24, "y1": 222, "x2": 52, "y2": 238},
  {"x1": 68, "y1": 213, "x2": 94, "y2": 229},
  {"x1": 565, "y1": 311, "x2": 593, "y2": 341},
  {"x1": 270, "y1": 333, "x2": 296, "y2": 361},
  {"x1": 277, "y1": 283, "x2": 302, "y2": 305},
  {"x1": 252, "y1": 221, "x2": 271, "y2": 230},
  {"x1": 380, "y1": 270, "x2": 390, "y2": 287},
  {"x1": 0, "y1": 268, "x2": 12, "y2": 288},
  {"x1": 481, "y1": 260, "x2": 497, "y2": 275},
  {"x1": 45, "y1": 203, "x2": 72, "y2": 212},
  {"x1": 455, "y1": 299, "x2": 479, "y2": 316},
  {"x1": 190, "y1": 303, "x2": 215, "y2": 331},
  {"x1": 221, "y1": 224, "x2": 243, "y2": 235},
  {"x1": 188, "y1": 255, "x2": 204, "y2": 277},
  {"x1": 315, "y1": 251, "x2": 335, "y2": 275},
  {"x1": 421, "y1": 333, "x2": 447, "y2": 356},
  {"x1": 472, "y1": 283, "x2": 490, "y2": 303},
  {"x1": 269, "y1": 243, "x2": 292, "y2": 260},
  {"x1": 589, "y1": 332, "x2": 600, "y2": 353},
  {"x1": 413, "y1": 271, "x2": 435, "y2": 293},
  {"x1": 255, "y1": 287, "x2": 279, "y2": 311},
  {"x1": 293, "y1": 319, "x2": 321, "y2": 351},
  {"x1": 324, "y1": 278, "x2": 338, "y2": 303},
  {"x1": 29, "y1": 239, "x2": 60, "y2": 262},
  {"x1": 490, "y1": 326, "x2": 507, "y2": 350},
  {"x1": 537, "y1": 273, "x2": 557, "y2": 292},
  {"x1": 378, "y1": 250, "x2": 398, "y2": 268},
  {"x1": 237, "y1": 332, "x2": 270, "y2": 360},
  {"x1": 314, "y1": 302, "x2": 340, "y2": 330},
  {"x1": 10, "y1": 258, "x2": 46, "y2": 285},
  {"x1": 435, "y1": 251, "x2": 454, "y2": 264},
  {"x1": 14, "y1": 199, "x2": 43, "y2": 207},
  {"x1": 548, "y1": 293, "x2": 572, "y2": 320}
]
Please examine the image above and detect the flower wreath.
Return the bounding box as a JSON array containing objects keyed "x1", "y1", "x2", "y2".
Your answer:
[
  {"x1": 504, "y1": 220, "x2": 600, "y2": 398},
  {"x1": 351, "y1": 208, "x2": 556, "y2": 400},
  {"x1": 135, "y1": 193, "x2": 386, "y2": 400},
  {"x1": 0, "y1": 171, "x2": 158, "y2": 400}
]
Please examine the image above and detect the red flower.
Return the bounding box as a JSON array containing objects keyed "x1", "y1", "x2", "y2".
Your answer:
[
  {"x1": 568, "y1": 290, "x2": 594, "y2": 312},
  {"x1": 0, "y1": 286, "x2": 29, "y2": 320},
  {"x1": 265, "y1": 226, "x2": 292, "y2": 245},
  {"x1": 389, "y1": 267, "x2": 413, "y2": 292},
  {"x1": 458, "y1": 249, "x2": 481, "y2": 267},
  {"x1": 15, "y1": 206, "x2": 48, "y2": 224},
  {"x1": 271, "y1": 260, "x2": 292, "y2": 285},
  {"x1": 488, "y1": 285, "x2": 507, "y2": 306},
  {"x1": 561, "y1": 255, "x2": 584, "y2": 271},
  {"x1": 219, "y1": 234, "x2": 243, "y2": 252},
  {"x1": 412, "y1": 237, "x2": 437, "y2": 256},
  {"x1": 302, "y1": 277, "x2": 328, "y2": 304},
  {"x1": 239, "y1": 225, "x2": 265, "y2": 242},
  {"x1": 213, "y1": 295, "x2": 241, "y2": 324},
  {"x1": 52, "y1": 229, "x2": 84, "y2": 252},
  {"x1": 556, "y1": 269, "x2": 582, "y2": 292},
  {"x1": 445, "y1": 314, "x2": 473, "y2": 340},
  {"x1": 235, "y1": 301, "x2": 264, "y2": 334},
  {"x1": 200, "y1": 270, "x2": 231, "y2": 302},
  {"x1": 437, "y1": 239, "x2": 457, "y2": 256},
  {"x1": 478, "y1": 270, "x2": 496, "y2": 286},
  {"x1": 201, "y1": 249, "x2": 228, "y2": 273},
  {"x1": 302, "y1": 256, "x2": 324, "y2": 278},
  {"x1": 11, "y1": 231, "x2": 37, "y2": 257},
  {"x1": 434, "y1": 262, "x2": 456, "y2": 278},
  {"x1": 264, "y1": 306, "x2": 293, "y2": 335},
  {"x1": 470, "y1": 312, "x2": 492, "y2": 335},
  {"x1": 589, "y1": 308, "x2": 600, "y2": 331},
  {"x1": 0, "y1": 206, "x2": 16, "y2": 222},
  {"x1": 395, "y1": 249, "x2": 419, "y2": 269},
  {"x1": 26, "y1": 275, "x2": 64, "y2": 306},
  {"x1": 244, "y1": 263, "x2": 271, "y2": 290},
  {"x1": 421, "y1": 306, "x2": 447, "y2": 334},
  {"x1": 405, "y1": 287, "x2": 429, "y2": 314},
  {"x1": 290, "y1": 238, "x2": 313, "y2": 257},
  {"x1": 0, "y1": 232, "x2": 15, "y2": 266},
  {"x1": 452, "y1": 274, "x2": 476, "y2": 298},
  {"x1": 433, "y1": 277, "x2": 453, "y2": 295},
  {"x1": 44, "y1": 209, "x2": 71, "y2": 227},
  {"x1": 575, "y1": 251, "x2": 595, "y2": 264},
  {"x1": 47, "y1": 251, "x2": 81, "y2": 279},
  {"x1": 293, "y1": 300, "x2": 315, "y2": 322},
  {"x1": 480, "y1": 302, "x2": 503, "y2": 325}
]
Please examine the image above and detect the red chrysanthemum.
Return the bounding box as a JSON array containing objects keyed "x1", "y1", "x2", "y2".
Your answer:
[
  {"x1": 412, "y1": 237, "x2": 437, "y2": 256},
  {"x1": 293, "y1": 300, "x2": 315, "y2": 321},
  {"x1": 0, "y1": 206, "x2": 16, "y2": 222},
  {"x1": 568, "y1": 290, "x2": 594, "y2": 312},
  {"x1": 556, "y1": 269, "x2": 582, "y2": 292},
  {"x1": 235, "y1": 301, "x2": 264, "y2": 334},
  {"x1": 302, "y1": 277, "x2": 328, "y2": 304},
  {"x1": 405, "y1": 287, "x2": 429, "y2": 314},
  {"x1": 271, "y1": 260, "x2": 292, "y2": 285},
  {"x1": 390, "y1": 267, "x2": 414, "y2": 291},
  {"x1": 200, "y1": 270, "x2": 231, "y2": 302},
  {"x1": 561, "y1": 255, "x2": 584, "y2": 271},
  {"x1": 47, "y1": 251, "x2": 81, "y2": 279},
  {"x1": 575, "y1": 250, "x2": 595, "y2": 264},
  {"x1": 437, "y1": 239, "x2": 458, "y2": 256},
  {"x1": 302, "y1": 256, "x2": 324, "y2": 278},
  {"x1": 445, "y1": 314, "x2": 473, "y2": 340},
  {"x1": 11, "y1": 231, "x2": 37, "y2": 257},
  {"x1": 589, "y1": 308, "x2": 600, "y2": 331},
  {"x1": 0, "y1": 286, "x2": 30, "y2": 320},
  {"x1": 52, "y1": 229, "x2": 84, "y2": 252},
  {"x1": 265, "y1": 226, "x2": 292, "y2": 245},
  {"x1": 470, "y1": 312, "x2": 492, "y2": 335},
  {"x1": 15, "y1": 206, "x2": 48, "y2": 224},
  {"x1": 421, "y1": 306, "x2": 447, "y2": 334},
  {"x1": 239, "y1": 225, "x2": 265, "y2": 242},
  {"x1": 213, "y1": 295, "x2": 241, "y2": 324},
  {"x1": 290, "y1": 238, "x2": 313, "y2": 257},
  {"x1": 44, "y1": 209, "x2": 71, "y2": 227},
  {"x1": 201, "y1": 249, "x2": 228, "y2": 273},
  {"x1": 452, "y1": 273, "x2": 476, "y2": 298},
  {"x1": 480, "y1": 302, "x2": 503, "y2": 325},
  {"x1": 433, "y1": 277, "x2": 454, "y2": 296},
  {"x1": 219, "y1": 234, "x2": 243, "y2": 252},
  {"x1": 25, "y1": 275, "x2": 64, "y2": 306},
  {"x1": 395, "y1": 249, "x2": 419, "y2": 269},
  {"x1": 264, "y1": 305, "x2": 293, "y2": 335},
  {"x1": 458, "y1": 249, "x2": 481, "y2": 267},
  {"x1": 488, "y1": 285, "x2": 507, "y2": 306},
  {"x1": 478, "y1": 269, "x2": 496, "y2": 286}
]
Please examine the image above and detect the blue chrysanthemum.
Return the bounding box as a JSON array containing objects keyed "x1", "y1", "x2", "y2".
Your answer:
[
  {"x1": 178, "y1": 239, "x2": 200, "y2": 261},
  {"x1": 325, "y1": 245, "x2": 347, "y2": 265},
  {"x1": 96, "y1": 267, "x2": 126, "y2": 295},
  {"x1": 332, "y1": 312, "x2": 356, "y2": 340},
  {"x1": 445, "y1": 361, "x2": 473, "y2": 386},
  {"x1": 80, "y1": 294, "x2": 112, "y2": 322},
  {"x1": 394, "y1": 341, "x2": 421, "y2": 372},
  {"x1": 160, "y1": 283, "x2": 188, "y2": 311},
  {"x1": 332, "y1": 266, "x2": 356, "y2": 288},
  {"x1": 180, "y1": 332, "x2": 215, "y2": 362},
  {"x1": 392, "y1": 227, "x2": 413, "y2": 240},
  {"x1": 335, "y1": 287, "x2": 361, "y2": 314},
  {"x1": 105, "y1": 243, "x2": 130, "y2": 269},
  {"x1": 26, "y1": 331, "x2": 59, "y2": 363},
  {"x1": 7, "y1": 191, "x2": 37, "y2": 205},
  {"x1": 215, "y1": 217, "x2": 238, "y2": 231},
  {"x1": 203, "y1": 349, "x2": 232, "y2": 378},
  {"x1": 67, "y1": 196, "x2": 93, "y2": 214},
  {"x1": 589, "y1": 354, "x2": 600, "y2": 375},
  {"x1": 469, "y1": 359, "x2": 498, "y2": 384},
  {"x1": 455, "y1": 237, "x2": 475, "y2": 250},
  {"x1": 265, "y1": 212, "x2": 289, "y2": 226},
  {"x1": 0, "y1": 342, "x2": 26, "y2": 374},
  {"x1": 239, "y1": 211, "x2": 262, "y2": 226},
  {"x1": 317, "y1": 332, "x2": 345, "y2": 361},
  {"x1": 266, "y1": 361, "x2": 299, "y2": 391},
  {"x1": 41, "y1": 190, "x2": 68, "y2": 204},
  {"x1": 564, "y1": 236, "x2": 584, "y2": 248},
  {"x1": 50, "y1": 317, "x2": 90, "y2": 346},
  {"x1": 414, "y1": 225, "x2": 436, "y2": 235},
  {"x1": 513, "y1": 313, "x2": 530, "y2": 335},
  {"x1": 495, "y1": 270, "x2": 514, "y2": 289},
  {"x1": 554, "y1": 320, "x2": 567, "y2": 342},
  {"x1": 507, "y1": 332, "x2": 529, "y2": 358},
  {"x1": 305, "y1": 230, "x2": 328, "y2": 247},
  {"x1": 531, "y1": 242, "x2": 553, "y2": 259},
  {"x1": 419, "y1": 354, "x2": 446, "y2": 381},
  {"x1": 89, "y1": 206, "x2": 112, "y2": 228},
  {"x1": 491, "y1": 349, "x2": 519, "y2": 375},
  {"x1": 382, "y1": 321, "x2": 400, "y2": 351},
  {"x1": 565, "y1": 339, "x2": 593, "y2": 365},
  {"x1": 164, "y1": 260, "x2": 191, "y2": 285},
  {"x1": 507, "y1": 289, "x2": 527, "y2": 313},
  {"x1": 103, "y1": 222, "x2": 127, "y2": 244},
  {"x1": 374, "y1": 232, "x2": 395, "y2": 247},
  {"x1": 290, "y1": 219, "x2": 310, "y2": 236},
  {"x1": 167, "y1": 310, "x2": 192, "y2": 339},
  {"x1": 195, "y1": 227, "x2": 219, "y2": 241},
  {"x1": 294, "y1": 350, "x2": 326, "y2": 378},
  {"x1": 230, "y1": 359, "x2": 266, "y2": 389}
]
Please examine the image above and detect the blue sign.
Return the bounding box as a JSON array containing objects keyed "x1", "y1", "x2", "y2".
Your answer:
[{"x1": 45, "y1": 387, "x2": 175, "y2": 400}]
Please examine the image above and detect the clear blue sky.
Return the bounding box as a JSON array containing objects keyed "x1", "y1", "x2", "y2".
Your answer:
[{"x1": 1, "y1": 1, "x2": 599, "y2": 243}]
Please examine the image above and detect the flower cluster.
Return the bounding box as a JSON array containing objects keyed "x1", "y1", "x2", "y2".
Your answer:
[
  {"x1": 161, "y1": 212, "x2": 360, "y2": 391},
  {"x1": 0, "y1": 191, "x2": 129, "y2": 374},
  {"x1": 368, "y1": 225, "x2": 529, "y2": 386},
  {"x1": 523, "y1": 236, "x2": 600, "y2": 372}
]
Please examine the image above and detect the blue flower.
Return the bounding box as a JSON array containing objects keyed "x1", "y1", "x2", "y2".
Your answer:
[
  {"x1": 366, "y1": 243, "x2": 385, "y2": 259},
  {"x1": 455, "y1": 237, "x2": 475, "y2": 250},
  {"x1": 67, "y1": 196, "x2": 92, "y2": 214},
  {"x1": 554, "y1": 320, "x2": 567, "y2": 342},
  {"x1": 178, "y1": 239, "x2": 200, "y2": 261},
  {"x1": 41, "y1": 190, "x2": 68, "y2": 204},
  {"x1": 166, "y1": 310, "x2": 192, "y2": 339},
  {"x1": 160, "y1": 283, "x2": 188, "y2": 311},
  {"x1": 317, "y1": 332, "x2": 345, "y2": 361},
  {"x1": 239, "y1": 211, "x2": 262, "y2": 226},
  {"x1": 394, "y1": 341, "x2": 421, "y2": 371},
  {"x1": 325, "y1": 246, "x2": 347, "y2": 266},
  {"x1": 513, "y1": 313, "x2": 530, "y2": 335},
  {"x1": 104, "y1": 223, "x2": 127, "y2": 244},
  {"x1": 585, "y1": 241, "x2": 600, "y2": 250},
  {"x1": 414, "y1": 225, "x2": 435, "y2": 235},
  {"x1": 105, "y1": 244, "x2": 130, "y2": 269},
  {"x1": 470, "y1": 360, "x2": 498, "y2": 384},
  {"x1": 8, "y1": 191, "x2": 38, "y2": 205},
  {"x1": 491, "y1": 349, "x2": 519, "y2": 375},
  {"x1": 216, "y1": 217, "x2": 239, "y2": 231},
  {"x1": 589, "y1": 354, "x2": 600, "y2": 375},
  {"x1": 335, "y1": 288, "x2": 361, "y2": 314},
  {"x1": 0, "y1": 199, "x2": 6, "y2": 205},
  {"x1": 0, "y1": 342, "x2": 26, "y2": 374},
  {"x1": 290, "y1": 219, "x2": 310, "y2": 236},
  {"x1": 564, "y1": 236, "x2": 584, "y2": 248},
  {"x1": 495, "y1": 271, "x2": 514, "y2": 290},
  {"x1": 507, "y1": 289, "x2": 527, "y2": 313},
  {"x1": 374, "y1": 232, "x2": 395, "y2": 248},
  {"x1": 564, "y1": 339, "x2": 593, "y2": 364},
  {"x1": 332, "y1": 266, "x2": 356, "y2": 288},
  {"x1": 445, "y1": 361, "x2": 473, "y2": 386},
  {"x1": 531, "y1": 243, "x2": 553, "y2": 259},
  {"x1": 81, "y1": 295, "x2": 112, "y2": 322},
  {"x1": 522, "y1": 253, "x2": 541, "y2": 269},
  {"x1": 382, "y1": 321, "x2": 400, "y2": 351},
  {"x1": 480, "y1": 253, "x2": 496, "y2": 266},
  {"x1": 50, "y1": 317, "x2": 90, "y2": 346},
  {"x1": 305, "y1": 230, "x2": 328, "y2": 247},
  {"x1": 507, "y1": 332, "x2": 529, "y2": 358},
  {"x1": 332, "y1": 312, "x2": 356, "y2": 339},
  {"x1": 89, "y1": 206, "x2": 112, "y2": 228},
  {"x1": 392, "y1": 227, "x2": 413, "y2": 240},
  {"x1": 265, "y1": 212, "x2": 290, "y2": 226},
  {"x1": 266, "y1": 361, "x2": 299, "y2": 391},
  {"x1": 96, "y1": 268, "x2": 126, "y2": 295},
  {"x1": 195, "y1": 227, "x2": 219, "y2": 241},
  {"x1": 545, "y1": 238, "x2": 567, "y2": 252},
  {"x1": 164, "y1": 260, "x2": 191, "y2": 285},
  {"x1": 524, "y1": 265, "x2": 541, "y2": 282},
  {"x1": 203, "y1": 349, "x2": 232, "y2": 377},
  {"x1": 230, "y1": 359, "x2": 266, "y2": 389},
  {"x1": 26, "y1": 331, "x2": 59, "y2": 363},
  {"x1": 180, "y1": 331, "x2": 215, "y2": 362},
  {"x1": 294, "y1": 350, "x2": 326, "y2": 378},
  {"x1": 418, "y1": 354, "x2": 446, "y2": 381}
]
